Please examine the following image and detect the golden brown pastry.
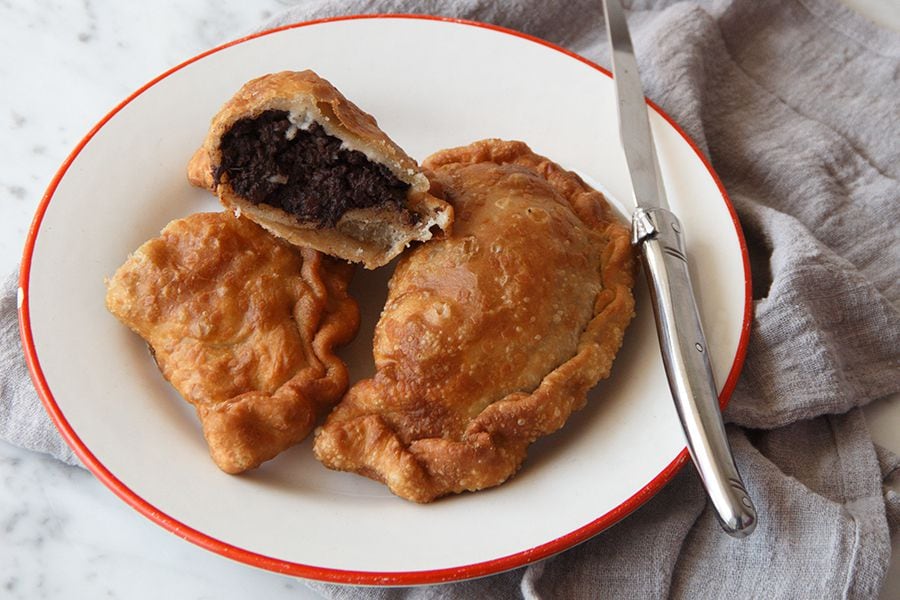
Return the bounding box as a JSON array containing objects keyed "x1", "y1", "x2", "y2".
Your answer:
[
  {"x1": 105, "y1": 212, "x2": 359, "y2": 473},
  {"x1": 314, "y1": 139, "x2": 636, "y2": 502},
  {"x1": 188, "y1": 70, "x2": 453, "y2": 269}
]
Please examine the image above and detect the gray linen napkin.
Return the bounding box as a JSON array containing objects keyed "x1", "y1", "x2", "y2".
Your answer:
[
  {"x1": 3, "y1": 0, "x2": 900, "y2": 597},
  {"x1": 0, "y1": 270, "x2": 77, "y2": 466}
]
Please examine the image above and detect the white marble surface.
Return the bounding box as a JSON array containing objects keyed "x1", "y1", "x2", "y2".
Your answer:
[
  {"x1": 0, "y1": 440, "x2": 317, "y2": 599},
  {"x1": 1, "y1": 4, "x2": 320, "y2": 598},
  {"x1": 0, "y1": 1, "x2": 897, "y2": 598}
]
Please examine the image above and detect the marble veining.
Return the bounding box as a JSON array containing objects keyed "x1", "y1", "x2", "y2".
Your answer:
[
  {"x1": 0, "y1": 0, "x2": 288, "y2": 278},
  {"x1": 0, "y1": 0, "x2": 897, "y2": 598},
  {"x1": 0, "y1": 2, "x2": 325, "y2": 598},
  {"x1": 0, "y1": 439, "x2": 323, "y2": 598}
]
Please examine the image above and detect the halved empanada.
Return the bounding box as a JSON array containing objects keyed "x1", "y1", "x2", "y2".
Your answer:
[
  {"x1": 105, "y1": 212, "x2": 359, "y2": 473},
  {"x1": 188, "y1": 70, "x2": 452, "y2": 269},
  {"x1": 314, "y1": 139, "x2": 636, "y2": 502}
]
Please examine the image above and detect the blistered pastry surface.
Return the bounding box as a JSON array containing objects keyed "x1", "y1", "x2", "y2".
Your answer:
[
  {"x1": 187, "y1": 71, "x2": 453, "y2": 268},
  {"x1": 314, "y1": 139, "x2": 636, "y2": 502},
  {"x1": 105, "y1": 212, "x2": 359, "y2": 473}
]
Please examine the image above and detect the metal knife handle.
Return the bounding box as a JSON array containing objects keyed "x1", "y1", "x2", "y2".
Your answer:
[{"x1": 634, "y1": 206, "x2": 757, "y2": 537}]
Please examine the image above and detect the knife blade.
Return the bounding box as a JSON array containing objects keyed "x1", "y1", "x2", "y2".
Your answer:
[{"x1": 602, "y1": 0, "x2": 757, "y2": 537}]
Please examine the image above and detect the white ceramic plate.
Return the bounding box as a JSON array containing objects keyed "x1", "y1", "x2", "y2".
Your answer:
[{"x1": 20, "y1": 16, "x2": 750, "y2": 585}]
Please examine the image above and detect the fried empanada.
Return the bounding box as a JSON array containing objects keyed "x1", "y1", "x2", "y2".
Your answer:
[
  {"x1": 105, "y1": 212, "x2": 359, "y2": 473},
  {"x1": 314, "y1": 139, "x2": 636, "y2": 502},
  {"x1": 188, "y1": 70, "x2": 453, "y2": 269}
]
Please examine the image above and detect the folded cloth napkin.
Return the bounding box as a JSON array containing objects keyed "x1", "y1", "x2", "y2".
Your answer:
[{"x1": 3, "y1": 0, "x2": 899, "y2": 597}]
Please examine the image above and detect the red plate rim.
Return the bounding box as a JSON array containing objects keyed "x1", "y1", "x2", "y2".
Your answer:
[{"x1": 17, "y1": 13, "x2": 752, "y2": 587}]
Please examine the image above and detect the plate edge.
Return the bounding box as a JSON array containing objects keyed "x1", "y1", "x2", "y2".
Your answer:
[{"x1": 16, "y1": 13, "x2": 752, "y2": 586}]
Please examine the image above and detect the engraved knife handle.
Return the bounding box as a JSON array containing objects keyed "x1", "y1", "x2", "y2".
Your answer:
[{"x1": 634, "y1": 206, "x2": 757, "y2": 537}]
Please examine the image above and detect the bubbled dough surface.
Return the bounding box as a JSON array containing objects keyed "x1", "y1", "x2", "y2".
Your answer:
[
  {"x1": 187, "y1": 70, "x2": 453, "y2": 269},
  {"x1": 105, "y1": 212, "x2": 359, "y2": 474},
  {"x1": 374, "y1": 162, "x2": 601, "y2": 437},
  {"x1": 315, "y1": 140, "x2": 636, "y2": 502}
]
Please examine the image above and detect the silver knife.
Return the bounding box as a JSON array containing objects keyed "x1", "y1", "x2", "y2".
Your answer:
[{"x1": 602, "y1": 0, "x2": 757, "y2": 537}]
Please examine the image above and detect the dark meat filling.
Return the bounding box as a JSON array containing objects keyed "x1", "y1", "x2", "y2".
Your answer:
[{"x1": 214, "y1": 110, "x2": 410, "y2": 227}]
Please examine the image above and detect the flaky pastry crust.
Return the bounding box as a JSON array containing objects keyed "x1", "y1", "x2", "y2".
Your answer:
[
  {"x1": 188, "y1": 70, "x2": 452, "y2": 268},
  {"x1": 314, "y1": 139, "x2": 636, "y2": 502},
  {"x1": 105, "y1": 212, "x2": 359, "y2": 473}
]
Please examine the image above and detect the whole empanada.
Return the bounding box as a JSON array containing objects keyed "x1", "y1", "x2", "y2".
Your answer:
[
  {"x1": 105, "y1": 212, "x2": 359, "y2": 473},
  {"x1": 314, "y1": 139, "x2": 636, "y2": 502},
  {"x1": 188, "y1": 70, "x2": 452, "y2": 269}
]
